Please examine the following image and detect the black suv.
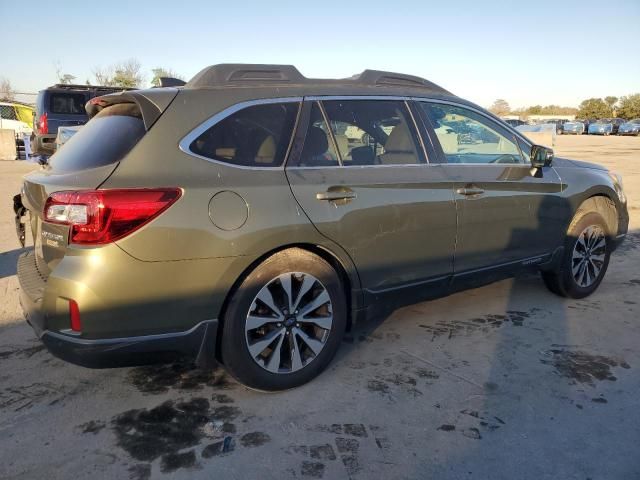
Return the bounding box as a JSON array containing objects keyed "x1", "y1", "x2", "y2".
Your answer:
[{"x1": 31, "y1": 84, "x2": 134, "y2": 157}]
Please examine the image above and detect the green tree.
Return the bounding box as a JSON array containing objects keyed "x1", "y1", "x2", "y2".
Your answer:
[
  {"x1": 604, "y1": 96, "x2": 618, "y2": 115},
  {"x1": 577, "y1": 98, "x2": 609, "y2": 119},
  {"x1": 527, "y1": 105, "x2": 543, "y2": 115},
  {"x1": 150, "y1": 67, "x2": 182, "y2": 87},
  {"x1": 489, "y1": 99, "x2": 510, "y2": 116},
  {"x1": 617, "y1": 94, "x2": 640, "y2": 119},
  {"x1": 93, "y1": 59, "x2": 144, "y2": 88}
]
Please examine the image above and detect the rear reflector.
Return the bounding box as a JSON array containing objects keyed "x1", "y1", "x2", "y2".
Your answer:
[
  {"x1": 44, "y1": 188, "x2": 182, "y2": 245},
  {"x1": 69, "y1": 299, "x2": 81, "y2": 332},
  {"x1": 38, "y1": 113, "x2": 48, "y2": 134}
]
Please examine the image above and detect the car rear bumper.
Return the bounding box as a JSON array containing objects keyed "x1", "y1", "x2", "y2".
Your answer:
[
  {"x1": 38, "y1": 320, "x2": 218, "y2": 368},
  {"x1": 30, "y1": 134, "x2": 56, "y2": 155},
  {"x1": 17, "y1": 249, "x2": 219, "y2": 369}
]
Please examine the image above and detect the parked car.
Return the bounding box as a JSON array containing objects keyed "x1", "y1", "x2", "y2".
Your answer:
[
  {"x1": 581, "y1": 118, "x2": 596, "y2": 134},
  {"x1": 588, "y1": 119, "x2": 614, "y2": 135},
  {"x1": 562, "y1": 120, "x2": 585, "y2": 135},
  {"x1": 610, "y1": 118, "x2": 626, "y2": 135},
  {"x1": 31, "y1": 84, "x2": 134, "y2": 157},
  {"x1": 544, "y1": 119, "x2": 569, "y2": 134},
  {"x1": 14, "y1": 64, "x2": 629, "y2": 390},
  {"x1": 503, "y1": 119, "x2": 525, "y2": 128},
  {"x1": 618, "y1": 118, "x2": 640, "y2": 136}
]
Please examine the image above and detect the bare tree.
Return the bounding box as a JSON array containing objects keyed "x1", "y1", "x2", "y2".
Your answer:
[
  {"x1": 489, "y1": 99, "x2": 511, "y2": 116},
  {"x1": 0, "y1": 77, "x2": 15, "y2": 101},
  {"x1": 55, "y1": 62, "x2": 76, "y2": 85}
]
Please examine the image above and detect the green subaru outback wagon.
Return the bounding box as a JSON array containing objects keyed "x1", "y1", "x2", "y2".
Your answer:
[{"x1": 15, "y1": 64, "x2": 628, "y2": 390}]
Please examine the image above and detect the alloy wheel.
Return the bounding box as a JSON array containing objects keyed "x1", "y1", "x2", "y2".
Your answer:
[
  {"x1": 244, "y1": 272, "x2": 333, "y2": 374},
  {"x1": 571, "y1": 225, "x2": 606, "y2": 288}
]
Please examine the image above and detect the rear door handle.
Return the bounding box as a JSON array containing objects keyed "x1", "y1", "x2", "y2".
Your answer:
[
  {"x1": 456, "y1": 186, "x2": 485, "y2": 196},
  {"x1": 316, "y1": 189, "x2": 356, "y2": 201}
]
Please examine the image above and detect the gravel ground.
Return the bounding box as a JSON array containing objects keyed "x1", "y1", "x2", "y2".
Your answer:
[{"x1": 1, "y1": 134, "x2": 639, "y2": 480}]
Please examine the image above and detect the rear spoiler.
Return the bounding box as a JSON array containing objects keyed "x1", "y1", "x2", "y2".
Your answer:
[{"x1": 85, "y1": 88, "x2": 179, "y2": 130}]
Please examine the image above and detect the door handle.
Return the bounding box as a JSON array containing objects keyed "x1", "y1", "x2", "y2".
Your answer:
[
  {"x1": 316, "y1": 189, "x2": 356, "y2": 201},
  {"x1": 456, "y1": 186, "x2": 485, "y2": 196}
]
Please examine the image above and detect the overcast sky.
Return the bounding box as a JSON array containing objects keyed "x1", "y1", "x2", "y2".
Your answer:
[{"x1": 1, "y1": 0, "x2": 638, "y2": 109}]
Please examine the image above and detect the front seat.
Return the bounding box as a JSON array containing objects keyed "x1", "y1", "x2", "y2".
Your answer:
[
  {"x1": 299, "y1": 126, "x2": 336, "y2": 166},
  {"x1": 380, "y1": 123, "x2": 417, "y2": 164}
]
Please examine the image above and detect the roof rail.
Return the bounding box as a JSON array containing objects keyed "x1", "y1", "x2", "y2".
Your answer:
[
  {"x1": 157, "y1": 77, "x2": 186, "y2": 88},
  {"x1": 185, "y1": 64, "x2": 450, "y2": 94},
  {"x1": 352, "y1": 70, "x2": 450, "y2": 93},
  {"x1": 187, "y1": 64, "x2": 305, "y2": 88}
]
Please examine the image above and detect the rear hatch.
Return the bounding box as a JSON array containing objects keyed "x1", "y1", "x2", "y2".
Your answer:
[{"x1": 21, "y1": 89, "x2": 178, "y2": 278}]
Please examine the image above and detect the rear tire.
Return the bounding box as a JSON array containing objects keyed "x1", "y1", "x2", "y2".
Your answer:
[
  {"x1": 541, "y1": 211, "x2": 611, "y2": 299},
  {"x1": 220, "y1": 248, "x2": 346, "y2": 391}
]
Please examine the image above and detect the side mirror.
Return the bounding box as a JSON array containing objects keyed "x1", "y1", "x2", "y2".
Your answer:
[{"x1": 530, "y1": 145, "x2": 553, "y2": 168}]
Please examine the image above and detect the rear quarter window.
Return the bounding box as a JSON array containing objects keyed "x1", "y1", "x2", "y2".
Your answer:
[
  {"x1": 189, "y1": 102, "x2": 300, "y2": 167},
  {"x1": 49, "y1": 93, "x2": 87, "y2": 115},
  {"x1": 48, "y1": 103, "x2": 145, "y2": 173}
]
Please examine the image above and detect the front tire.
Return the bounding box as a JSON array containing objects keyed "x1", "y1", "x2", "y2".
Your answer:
[
  {"x1": 541, "y1": 211, "x2": 611, "y2": 298},
  {"x1": 220, "y1": 248, "x2": 346, "y2": 391}
]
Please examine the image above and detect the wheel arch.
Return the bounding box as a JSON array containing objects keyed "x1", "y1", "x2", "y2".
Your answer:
[
  {"x1": 214, "y1": 243, "x2": 360, "y2": 362},
  {"x1": 570, "y1": 193, "x2": 618, "y2": 237}
]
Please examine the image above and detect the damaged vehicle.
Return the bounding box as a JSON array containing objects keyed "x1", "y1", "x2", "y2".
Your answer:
[{"x1": 14, "y1": 64, "x2": 628, "y2": 390}]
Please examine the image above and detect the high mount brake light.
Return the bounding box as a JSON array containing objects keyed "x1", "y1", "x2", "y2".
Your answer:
[{"x1": 44, "y1": 188, "x2": 182, "y2": 245}]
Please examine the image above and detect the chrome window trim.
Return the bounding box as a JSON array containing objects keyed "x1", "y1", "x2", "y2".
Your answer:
[
  {"x1": 288, "y1": 163, "x2": 440, "y2": 170},
  {"x1": 179, "y1": 94, "x2": 534, "y2": 171},
  {"x1": 178, "y1": 96, "x2": 303, "y2": 171}
]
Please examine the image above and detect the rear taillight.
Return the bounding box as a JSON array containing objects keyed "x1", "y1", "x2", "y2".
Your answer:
[
  {"x1": 38, "y1": 113, "x2": 48, "y2": 134},
  {"x1": 44, "y1": 188, "x2": 182, "y2": 245}
]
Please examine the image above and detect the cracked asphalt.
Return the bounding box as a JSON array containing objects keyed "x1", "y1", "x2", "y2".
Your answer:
[{"x1": 1, "y1": 135, "x2": 639, "y2": 480}]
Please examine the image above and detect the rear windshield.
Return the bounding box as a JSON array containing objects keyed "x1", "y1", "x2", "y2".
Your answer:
[
  {"x1": 48, "y1": 103, "x2": 145, "y2": 173},
  {"x1": 49, "y1": 93, "x2": 87, "y2": 115}
]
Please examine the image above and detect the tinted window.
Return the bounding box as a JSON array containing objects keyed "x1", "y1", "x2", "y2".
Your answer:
[
  {"x1": 49, "y1": 103, "x2": 145, "y2": 173},
  {"x1": 322, "y1": 100, "x2": 423, "y2": 166},
  {"x1": 0, "y1": 105, "x2": 17, "y2": 120},
  {"x1": 190, "y1": 102, "x2": 299, "y2": 167},
  {"x1": 298, "y1": 102, "x2": 339, "y2": 167},
  {"x1": 422, "y1": 103, "x2": 525, "y2": 164},
  {"x1": 49, "y1": 93, "x2": 87, "y2": 115}
]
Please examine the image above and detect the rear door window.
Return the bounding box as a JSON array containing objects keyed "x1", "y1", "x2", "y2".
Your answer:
[
  {"x1": 49, "y1": 103, "x2": 145, "y2": 173},
  {"x1": 322, "y1": 100, "x2": 424, "y2": 166},
  {"x1": 49, "y1": 93, "x2": 87, "y2": 115},
  {"x1": 189, "y1": 102, "x2": 300, "y2": 167},
  {"x1": 297, "y1": 102, "x2": 339, "y2": 167}
]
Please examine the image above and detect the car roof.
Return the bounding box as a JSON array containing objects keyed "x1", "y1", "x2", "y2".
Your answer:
[{"x1": 183, "y1": 64, "x2": 455, "y2": 99}]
